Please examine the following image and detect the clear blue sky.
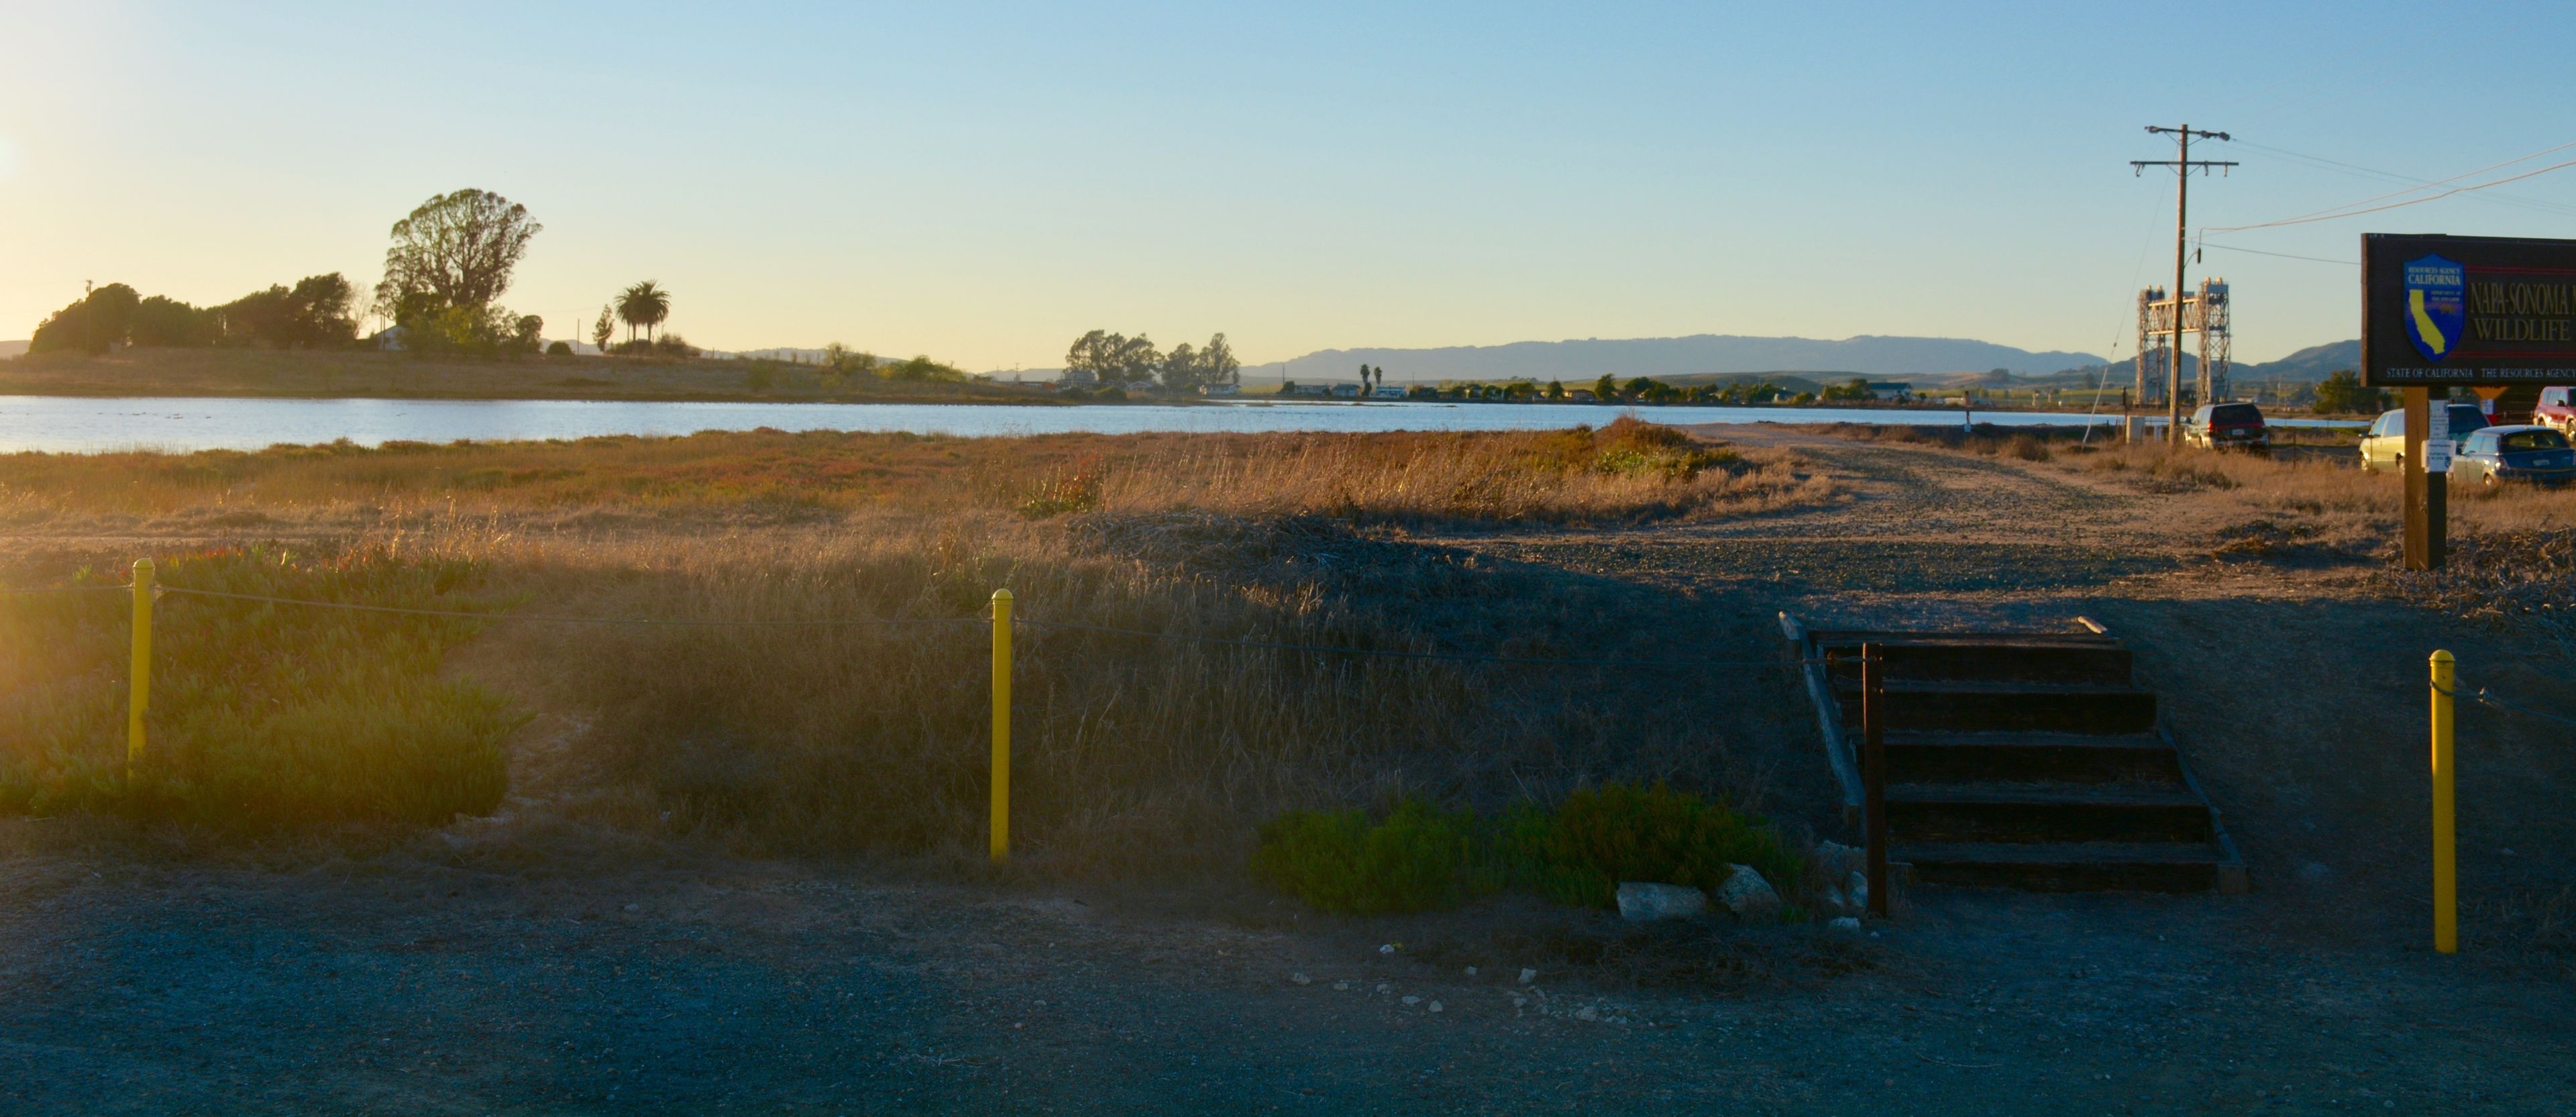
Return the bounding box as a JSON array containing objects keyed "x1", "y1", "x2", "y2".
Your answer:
[{"x1": 6, "y1": 1, "x2": 2573, "y2": 368}]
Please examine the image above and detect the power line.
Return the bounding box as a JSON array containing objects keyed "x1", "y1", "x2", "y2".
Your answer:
[
  {"x1": 2206, "y1": 141, "x2": 2576, "y2": 232},
  {"x1": 2197, "y1": 243, "x2": 2358, "y2": 266},
  {"x1": 2232, "y1": 140, "x2": 2576, "y2": 219}
]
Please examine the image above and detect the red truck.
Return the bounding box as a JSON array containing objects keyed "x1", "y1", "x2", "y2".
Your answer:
[{"x1": 2537, "y1": 386, "x2": 2576, "y2": 435}]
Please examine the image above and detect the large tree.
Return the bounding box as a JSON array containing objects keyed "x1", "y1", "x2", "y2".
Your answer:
[
  {"x1": 372, "y1": 189, "x2": 542, "y2": 325},
  {"x1": 1065, "y1": 329, "x2": 1164, "y2": 386},
  {"x1": 616, "y1": 280, "x2": 672, "y2": 344}
]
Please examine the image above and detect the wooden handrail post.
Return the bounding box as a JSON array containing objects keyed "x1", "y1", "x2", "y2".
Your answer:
[{"x1": 1861, "y1": 642, "x2": 1889, "y2": 918}]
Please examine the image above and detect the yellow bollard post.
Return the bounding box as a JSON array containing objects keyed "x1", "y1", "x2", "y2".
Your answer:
[
  {"x1": 989, "y1": 589, "x2": 1012, "y2": 862},
  {"x1": 127, "y1": 558, "x2": 154, "y2": 779},
  {"x1": 2430, "y1": 649, "x2": 2457, "y2": 954}
]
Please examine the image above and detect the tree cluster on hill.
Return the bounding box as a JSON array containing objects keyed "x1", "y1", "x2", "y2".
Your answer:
[
  {"x1": 28, "y1": 274, "x2": 358, "y2": 356},
  {"x1": 1064, "y1": 329, "x2": 1240, "y2": 391}
]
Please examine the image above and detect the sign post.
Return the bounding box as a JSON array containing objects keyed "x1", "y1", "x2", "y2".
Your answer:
[{"x1": 2363, "y1": 233, "x2": 2576, "y2": 570}]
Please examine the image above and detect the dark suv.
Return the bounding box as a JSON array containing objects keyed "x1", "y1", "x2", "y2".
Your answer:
[{"x1": 2184, "y1": 402, "x2": 2269, "y2": 453}]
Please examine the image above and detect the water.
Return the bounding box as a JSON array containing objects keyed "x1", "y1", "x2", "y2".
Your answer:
[{"x1": 0, "y1": 396, "x2": 2361, "y2": 454}]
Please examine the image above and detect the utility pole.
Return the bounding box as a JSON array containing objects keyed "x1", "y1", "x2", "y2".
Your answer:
[{"x1": 2132, "y1": 124, "x2": 2235, "y2": 444}]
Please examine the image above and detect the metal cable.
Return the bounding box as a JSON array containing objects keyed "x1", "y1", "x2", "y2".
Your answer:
[
  {"x1": 2436, "y1": 680, "x2": 2576, "y2": 730},
  {"x1": 1017, "y1": 616, "x2": 1807, "y2": 670},
  {"x1": 0, "y1": 585, "x2": 127, "y2": 595},
  {"x1": 155, "y1": 585, "x2": 985, "y2": 629}
]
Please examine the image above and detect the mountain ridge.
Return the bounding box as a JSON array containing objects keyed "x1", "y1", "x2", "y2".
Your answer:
[{"x1": 1244, "y1": 333, "x2": 2112, "y2": 384}]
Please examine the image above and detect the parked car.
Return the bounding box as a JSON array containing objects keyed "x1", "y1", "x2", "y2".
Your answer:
[
  {"x1": 2182, "y1": 402, "x2": 2269, "y2": 452},
  {"x1": 2358, "y1": 403, "x2": 2490, "y2": 472},
  {"x1": 2453, "y1": 425, "x2": 2576, "y2": 488},
  {"x1": 2534, "y1": 386, "x2": 2576, "y2": 435}
]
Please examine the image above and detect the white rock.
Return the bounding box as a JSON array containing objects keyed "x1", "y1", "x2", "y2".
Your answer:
[
  {"x1": 1401, "y1": 995, "x2": 1421, "y2": 1006},
  {"x1": 1463, "y1": 966, "x2": 1477, "y2": 977},
  {"x1": 1616, "y1": 882, "x2": 1709, "y2": 922},
  {"x1": 1375, "y1": 983, "x2": 1391, "y2": 994},
  {"x1": 1332, "y1": 981, "x2": 1349, "y2": 992},
  {"x1": 1290, "y1": 973, "x2": 1311, "y2": 986},
  {"x1": 1428, "y1": 1001, "x2": 1444, "y2": 1014},
  {"x1": 1715, "y1": 864, "x2": 1783, "y2": 918},
  {"x1": 1816, "y1": 841, "x2": 1865, "y2": 873},
  {"x1": 1828, "y1": 916, "x2": 1863, "y2": 933},
  {"x1": 1845, "y1": 871, "x2": 1870, "y2": 912},
  {"x1": 1517, "y1": 968, "x2": 1537, "y2": 986}
]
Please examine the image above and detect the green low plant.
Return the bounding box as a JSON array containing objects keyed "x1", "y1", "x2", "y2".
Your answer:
[
  {"x1": 1252, "y1": 800, "x2": 1497, "y2": 914},
  {"x1": 1504, "y1": 782, "x2": 1799, "y2": 909},
  {"x1": 1252, "y1": 782, "x2": 1797, "y2": 915}
]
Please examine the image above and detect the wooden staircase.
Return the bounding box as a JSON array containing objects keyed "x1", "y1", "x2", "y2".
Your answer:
[{"x1": 1784, "y1": 618, "x2": 2246, "y2": 894}]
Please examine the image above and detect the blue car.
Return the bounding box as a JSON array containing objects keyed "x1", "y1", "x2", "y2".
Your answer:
[{"x1": 2455, "y1": 425, "x2": 2576, "y2": 488}]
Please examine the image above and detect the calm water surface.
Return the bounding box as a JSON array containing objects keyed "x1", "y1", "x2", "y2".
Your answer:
[{"x1": 0, "y1": 396, "x2": 2354, "y2": 454}]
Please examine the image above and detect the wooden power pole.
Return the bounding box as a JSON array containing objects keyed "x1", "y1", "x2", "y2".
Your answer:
[{"x1": 2133, "y1": 125, "x2": 2235, "y2": 444}]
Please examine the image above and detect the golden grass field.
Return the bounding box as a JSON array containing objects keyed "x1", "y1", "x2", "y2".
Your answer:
[{"x1": 0, "y1": 419, "x2": 1831, "y2": 877}]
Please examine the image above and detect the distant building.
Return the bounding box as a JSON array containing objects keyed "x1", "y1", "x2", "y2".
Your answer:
[
  {"x1": 1198, "y1": 382, "x2": 1241, "y2": 396},
  {"x1": 1568, "y1": 388, "x2": 1598, "y2": 403},
  {"x1": 1868, "y1": 381, "x2": 1915, "y2": 401},
  {"x1": 1370, "y1": 385, "x2": 1406, "y2": 400},
  {"x1": 1059, "y1": 367, "x2": 1099, "y2": 388},
  {"x1": 1329, "y1": 383, "x2": 1361, "y2": 398},
  {"x1": 370, "y1": 325, "x2": 408, "y2": 352}
]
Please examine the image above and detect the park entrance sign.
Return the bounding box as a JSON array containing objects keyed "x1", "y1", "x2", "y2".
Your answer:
[
  {"x1": 2361, "y1": 233, "x2": 2576, "y2": 569},
  {"x1": 2363, "y1": 233, "x2": 2576, "y2": 387}
]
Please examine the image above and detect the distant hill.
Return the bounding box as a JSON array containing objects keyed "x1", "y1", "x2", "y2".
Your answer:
[
  {"x1": 2033, "y1": 339, "x2": 2359, "y2": 389},
  {"x1": 1242, "y1": 334, "x2": 2106, "y2": 384},
  {"x1": 2237, "y1": 340, "x2": 2359, "y2": 384},
  {"x1": 0, "y1": 340, "x2": 26, "y2": 360}
]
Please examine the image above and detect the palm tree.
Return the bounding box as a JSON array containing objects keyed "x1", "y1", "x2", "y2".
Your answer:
[{"x1": 616, "y1": 281, "x2": 672, "y2": 345}]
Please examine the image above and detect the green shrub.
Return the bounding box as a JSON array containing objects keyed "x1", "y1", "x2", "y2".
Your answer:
[
  {"x1": 1503, "y1": 782, "x2": 1799, "y2": 909},
  {"x1": 1253, "y1": 782, "x2": 1797, "y2": 915},
  {"x1": 0, "y1": 545, "x2": 518, "y2": 829},
  {"x1": 1252, "y1": 800, "x2": 1496, "y2": 914}
]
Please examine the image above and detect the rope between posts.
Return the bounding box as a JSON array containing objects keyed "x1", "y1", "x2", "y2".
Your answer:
[
  {"x1": 152, "y1": 586, "x2": 985, "y2": 629},
  {"x1": 1018, "y1": 616, "x2": 1813, "y2": 670},
  {"x1": 0, "y1": 585, "x2": 127, "y2": 596},
  {"x1": 25, "y1": 582, "x2": 1819, "y2": 670},
  {"x1": 2436, "y1": 680, "x2": 2576, "y2": 729}
]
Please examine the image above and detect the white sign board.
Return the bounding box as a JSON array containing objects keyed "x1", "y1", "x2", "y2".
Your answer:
[{"x1": 2424, "y1": 405, "x2": 2451, "y2": 474}]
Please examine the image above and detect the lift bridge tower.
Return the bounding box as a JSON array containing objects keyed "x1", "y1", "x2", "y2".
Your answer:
[{"x1": 2133, "y1": 278, "x2": 2231, "y2": 407}]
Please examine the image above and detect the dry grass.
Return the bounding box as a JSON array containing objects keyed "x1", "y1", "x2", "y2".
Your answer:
[
  {"x1": 0, "y1": 418, "x2": 1827, "y2": 528},
  {"x1": 455, "y1": 508, "x2": 1799, "y2": 879},
  {"x1": 1803, "y1": 422, "x2": 2087, "y2": 463},
  {"x1": 0, "y1": 421, "x2": 1821, "y2": 875}
]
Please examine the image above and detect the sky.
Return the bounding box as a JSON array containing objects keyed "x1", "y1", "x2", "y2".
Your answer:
[{"x1": 5, "y1": 1, "x2": 2575, "y2": 370}]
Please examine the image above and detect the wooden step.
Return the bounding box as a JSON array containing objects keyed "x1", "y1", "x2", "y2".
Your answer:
[
  {"x1": 1881, "y1": 731, "x2": 2182, "y2": 785},
  {"x1": 1815, "y1": 635, "x2": 2133, "y2": 686},
  {"x1": 1886, "y1": 782, "x2": 2212, "y2": 844},
  {"x1": 1837, "y1": 679, "x2": 2157, "y2": 735},
  {"x1": 1894, "y1": 841, "x2": 2234, "y2": 893}
]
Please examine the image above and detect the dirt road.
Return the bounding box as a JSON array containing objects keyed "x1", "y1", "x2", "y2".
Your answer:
[{"x1": 4, "y1": 427, "x2": 2571, "y2": 1114}]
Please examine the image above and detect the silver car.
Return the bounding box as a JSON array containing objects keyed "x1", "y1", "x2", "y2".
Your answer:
[{"x1": 2358, "y1": 403, "x2": 2489, "y2": 473}]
